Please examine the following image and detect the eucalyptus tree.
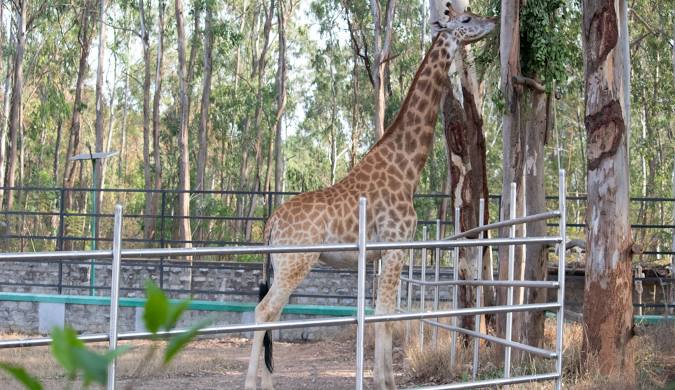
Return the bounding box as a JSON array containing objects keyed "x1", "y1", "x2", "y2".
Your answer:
[
  {"x1": 63, "y1": 0, "x2": 96, "y2": 232},
  {"x1": 175, "y1": 0, "x2": 192, "y2": 248},
  {"x1": 0, "y1": 2, "x2": 9, "y2": 208},
  {"x1": 429, "y1": 0, "x2": 493, "y2": 332},
  {"x1": 196, "y1": 0, "x2": 213, "y2": 193},
  {"x1": 582, "y1": 0, "x2": 635, "y2": 383},
  {"x1": 93, "y1": 0, "x2": 107, "y2": 236}
]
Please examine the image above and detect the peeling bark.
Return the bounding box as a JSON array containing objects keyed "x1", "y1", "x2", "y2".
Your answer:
[
  {"x1": 582, "y1": 0, "x2": 635, "y2": 383},
  {"x1": 496, "y1": 0, "x2": 526, "y2": 354},
  {"x1": 523, "y1": 89, "x2": 547, "y2": 348}
]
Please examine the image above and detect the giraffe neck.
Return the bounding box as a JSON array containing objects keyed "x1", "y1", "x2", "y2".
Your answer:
[{"x1": 369, "y1": 31, "x2": 457, "y2": 193}]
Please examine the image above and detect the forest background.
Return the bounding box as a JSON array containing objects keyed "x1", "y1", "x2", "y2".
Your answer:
[{"x1": 0, "y1": 0, "x2": 673, "y2": 256}]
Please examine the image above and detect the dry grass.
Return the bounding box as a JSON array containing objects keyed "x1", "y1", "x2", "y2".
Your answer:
[{"x1": 403, "y1": 318, "x2": 675, "y2": 389}]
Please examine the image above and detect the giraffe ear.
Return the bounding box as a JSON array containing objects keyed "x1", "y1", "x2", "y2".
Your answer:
[{"x1": 444, "y1": 2, "x2": 459, "y2": 18}]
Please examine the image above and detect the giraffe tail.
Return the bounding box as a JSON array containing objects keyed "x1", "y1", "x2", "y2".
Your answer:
[
  {"x1": 258, "y1": 281, "x2": 273, "y2": 373},
  {"x1": 260, "y1": 213, "x2": 277, "y2": 373}
]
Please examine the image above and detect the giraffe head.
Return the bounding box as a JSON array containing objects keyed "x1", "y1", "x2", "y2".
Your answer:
[{"x1": 432, "y1": 2, "x2": 497, "y2": 45}]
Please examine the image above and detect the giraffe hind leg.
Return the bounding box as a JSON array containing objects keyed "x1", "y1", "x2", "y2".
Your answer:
[{"x1": 245, "y1": 252, "x2": 319, "y2": 390}]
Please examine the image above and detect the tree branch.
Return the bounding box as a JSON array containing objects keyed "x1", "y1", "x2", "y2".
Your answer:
[
  {"x1": 104, "y1": 20, "x2": 142, "y2": 39},
  {"x1": 512, "y1": 75, "x2": 545, "y2": 93}
]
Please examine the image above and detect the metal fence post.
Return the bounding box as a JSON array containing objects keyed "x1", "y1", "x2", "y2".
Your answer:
[
  {"x1": 505, "y1": 182, "x2": 517, "y2": 378},
  {"x1": 159, "y1": 191, "x2": 166, "y2": 289},
  {"x1": 472, "y1": 199, "x2": 485, "y2": 380},
  {"x1": 450, "y1": 207, "x2": 460, "y2": 368},
  {"x1": 555, "y1": 170, "x2": 567, "y2": 390},
  {"x1": 419, "y1": 226, "x2": 427, "y2": 348},
  {"x1": 107, "y1": 205, "x2": 123, "y2": 390},
  {"x1": 433, "y1": 219, "x2": 441, "y2": 346},
  {"x1": 57, "y1": 188, "x2": 67, "y2": 294},
  {"x1": 406, "y1": 248, "x2": 413, "y2": 343},
  {"x1": 355, "y1": 197, "x2": 367, "y2": 390}
]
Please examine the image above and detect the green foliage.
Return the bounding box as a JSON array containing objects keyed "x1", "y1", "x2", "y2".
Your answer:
[
  {"x1": 51, "y1": 326, "x2": 130, "y2": 387},
  {"x1": 163, "y1": 318, "x2": 211, "y2": 364},
  {"x1": 520, "y1": 0, "x2": 581, "y2": 91},
  {"x1": 143, "y1": 280, "x2": 171, "y2": 333},
  {"x1": 142, "y1": 280, "x2": 211, "y2": 364},
  {"x1": 0, "y1": 363, "x2": 43, "y2": 390}
]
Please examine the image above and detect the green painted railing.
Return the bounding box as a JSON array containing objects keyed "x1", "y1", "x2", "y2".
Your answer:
[{"x1": 0, "y1": 292, "x2": 374, "y2": 316}]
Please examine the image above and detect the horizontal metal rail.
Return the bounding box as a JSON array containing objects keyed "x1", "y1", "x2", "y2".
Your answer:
[
  {"x1": 420, "y1": 318, "x2": 556, "y2": 359},
  {"x1": 0, "y1": 302, "x2": 559, "y2": 349},
  {"x1": 400, "y1": 277, "x2": 559, "y2": 289},
  {"x1": 0, "y1": 236, "x2": 562, "y2": 262},
  {"x1": 413, "y1": 373, "x2": 559, "y2": 390},
  {"x1": 443, "y1": 210, "x2": 561, "y2": 241}
]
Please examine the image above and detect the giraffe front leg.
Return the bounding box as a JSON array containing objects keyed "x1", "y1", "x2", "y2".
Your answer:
[{"x1": 373, "y1": 249, "x2": 404, "y2": 390}]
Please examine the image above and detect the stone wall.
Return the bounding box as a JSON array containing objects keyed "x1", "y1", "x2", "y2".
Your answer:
[{"x1": 1, "y1": 261, "x2": 670, "y2": 341}]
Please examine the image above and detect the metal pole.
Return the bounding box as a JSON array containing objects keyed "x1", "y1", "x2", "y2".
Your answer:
[
  {"x1": 433, "y1": 219, "x2": 441, "y2": 346},
  {"x1": 554, "y1": 170, "x2": 567, "y2": 390},
  {"x1": 505, "y1": 182, "x2": 517, "y2": 378},
  {"x1": 406, "y1": 247, "x2": 413, "y2": 343},
  {"x1": 671, "y1": 159, "x2": 675, "y2": 316},
  {"x1": 90, "y1": 159, "x2": 97, "y2": 296},
  {"x1": 58, "y1": 189, "x2": 65, "y2": 294},
  {"x1": 450, "y1": 207, "x2": 460, "y2": 368},
  {"x1": 57, "y1": 188, "x2": 66, "y2": 252},
  {"x1": 472, "y1": 199, "x2": 485, "y2": 380},
  {"x1": 355, "y1": 197, "x2": 367, "y2": 390},
  {"x1": 107, "y1": 205, "x2": 123, "y2": 390},
  {"x1": 420, "y1": 226, "x2": 427, "y2": 348},
  {"x1": 159, "y1": 191, "x2": 166, "y2": 289}
]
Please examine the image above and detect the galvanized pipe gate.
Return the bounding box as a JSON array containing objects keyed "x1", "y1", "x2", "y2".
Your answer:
[{"x1": 0, "y1": 172, "x2": 568, "y2": 389}]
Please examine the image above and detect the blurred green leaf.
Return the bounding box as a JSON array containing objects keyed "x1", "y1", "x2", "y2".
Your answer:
[
  {"x1": 51, "y1": 326, "x2": 131, "y2": 387},
  {"x1": 50, "y1": 326, "x2": 83, "y2": 379},
  {"x1": 144, "y1": 280, "x2": 169, "y2": 334},
  {"x1": 0, "y1": 363, "x2": 43, "y2": 390},
  {"x1": 163, "y1": 319, "x2": 211, "y2": 365},
  {"x1": 166, "y1": 299, "x2": 191, "y2": 331}
]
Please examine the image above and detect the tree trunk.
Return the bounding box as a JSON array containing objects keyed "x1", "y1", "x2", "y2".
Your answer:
[
  {"x1": 185, "y1": 4, "x2": 201, "y2": 129},
  {"x1": 140, "y1": 0, "x2": 154, "y2": 240},
  {"x1": 53, "y1": 119, "x2": 62, "y2": 184},
  {"x1": 349, "y1": 52, "x2": 360, "y2": 170},
  {"x1": 523, "y1": 89, "x2": 547, "y2": 348},
  {"x1": 93, "y1": 0, "x2": 107, "y2": 238},
  {"x1": 496, "y1": 0, "x2": 526, "y2": 356},
  {"x1": 196, "y1": 3, "x2": 212, "y2": 192},
  {"x1": 118, "y1": 37, "x2": 131, "y2": 182},
  {"x1": 63, "y1": 3, "x2": 94, "y2": 242},
  {"x1": 245, "y1": 0, "x2": 275, "y2": 239},
  {"x1": 273, "y1": 0, "x2": 287, "y2": 208},
  {"x1": 101, "y1": 51, "x2": 118, "y2": 193},
  {"x1": 369, "y1": 0, "x2": 396, "y2": 140},
  {"x1": 152, "y1": 0, "x2": 166, "y2": 240},
  {"x1": 5, "y1": 0, "x2": 26, "y2": 211},
  {"x1": 582, "y1": 0, "x2": 635, "y2": 383},
  {"x1": 175, "y1": 0, "x2": 193, "y2": 250},
  {"x1": 194, "y1": 3, "x2": 213, "y2": 242},
  {"x1": 0, "y1": 27, "x2": 13, "y2": 209}
]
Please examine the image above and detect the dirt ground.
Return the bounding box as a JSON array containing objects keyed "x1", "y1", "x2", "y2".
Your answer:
[{"x1": 0, "y1": 332, "x2": 415, "y2": 390}]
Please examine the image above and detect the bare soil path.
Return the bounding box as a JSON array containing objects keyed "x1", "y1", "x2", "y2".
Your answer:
[{"x1": 0, "y1": 335, "x2": 412, "y2": 389}]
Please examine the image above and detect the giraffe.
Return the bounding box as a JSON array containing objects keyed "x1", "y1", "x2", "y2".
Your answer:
[{"x1": 245, "y1": 5, "x2": 496, "y2": 390}]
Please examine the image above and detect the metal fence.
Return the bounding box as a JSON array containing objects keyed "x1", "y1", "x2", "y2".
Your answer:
[
  {"x1": 0, "y1": 171, "x2": 568, "y2": 389},
  {"x1": 1, "y1": 185, "x2": 673, "y2": 255},
  {"x1": 0, "y1": 187, "x2": 458, "y2": 252}
]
